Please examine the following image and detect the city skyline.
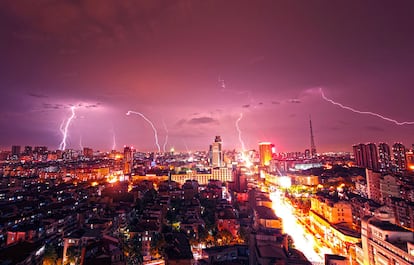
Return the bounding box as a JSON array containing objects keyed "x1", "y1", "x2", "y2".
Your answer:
[{"x1": 1, "y1": 1, "x2": 414, "y2": 152}]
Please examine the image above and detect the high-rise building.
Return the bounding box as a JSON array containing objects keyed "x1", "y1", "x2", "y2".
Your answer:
[
  {"x1": 83, "y1": 147, "x2": 93, "y2": 159},
  {"x1": 353, "y1": 143, "x2": 379, "y2": 171},
  {"x1": 366, "y1": 143, "x2": 379, "y2": 171},
  {"x1": 259, "y1": 142, "x2": 273, "y2": 166},
  {"x1": 366, "y1": 169, "x2": 381, "y2": 204},
  {"x1": 405, "y1": 150, "x2": 414, "y2": 172},
  {"x1": 34, "y1": 146, "x2": 47, "y2": 155},
  {"x1": 392, "y1": 143, "x2": 407, "y2": 173},
  {"x1": 123, "y1": 146, "x2": 133, "y2": 175},
  {"x1": 23, "y1": 146, "x2": 33, "y2": 156},
  {"x1": 11, "y1": 145, "x2": 21, "y2": 156},
  {"x1": 378, "y1": 142, "x2": 391, "y2": 173},
  {"x1": 353, "y1": 144, "x2": 368, "y2": 168},
  {"x1": 210, "y1": 136, "x2": 223, "y2": 168}
]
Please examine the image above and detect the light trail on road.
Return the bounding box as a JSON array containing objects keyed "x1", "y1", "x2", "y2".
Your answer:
[{"x1": 270, "y1": 190, "x2": 327, "y2": 264}]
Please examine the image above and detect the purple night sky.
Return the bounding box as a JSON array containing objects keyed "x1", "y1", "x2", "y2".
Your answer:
[{"x1": 1, "y1": 0, "x2": 414, "y2": 152}]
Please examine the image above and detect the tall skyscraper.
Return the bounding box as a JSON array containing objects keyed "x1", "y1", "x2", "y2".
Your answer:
[
  {"x1": 366, "y1": 169, "x2": 381, "y2": 204},
  {"x1": 406, "y1": 150, "x2": 414, "y2": 172},
  {"x1": 353, "y1": 143, "x2": 379, "y2": 171},
  {"x1": 366, "y1": 143, "x2": 379, "y2": 171},
  {"x1": 378, "y1": 143, "x2": 391, "y2": 173},
  {"x1": 123, "y1": 146, "x2": 133, "y2": 175},
  {"x1": 83, "y1": 147, "x2": 93, "y2": 159},
  {"x1": 34, "y1": 146, "x2": 47, "y2": 155},
  {"x1": 210, "y1": 136, "x2": 223, "y2": 168},
  {"x1": 353, "y1": 144, "x2": 368, "y2": 168},
  {"x1": 23, "y1": 146, "x2": 33, "y2": 156},
  {"x1": 11, "y1": 145, "x2": 21, "y2": 156},
  {"x1": 309, "y1": 116, "x2": 317, "y2": 158},
  {"x1": 393, "y1": 143, "x2": 407, "y2": 173},
  {"x1": 259, "y1": 142, "x2": 273, "y2": 166}
]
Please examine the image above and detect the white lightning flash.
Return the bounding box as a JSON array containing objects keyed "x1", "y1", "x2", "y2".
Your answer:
[
  {"x1": 235, "y1": 113, "x2": 252, "y2": 167},
  {"x1": 112, "y1": 130, "x2": 117, "y2": 151},
  {"x1": 162, "y1": 120, "x2": 169, "y2": 153},
  {"x1": 126, "y1": 111, "x2": 161, "y2": 152},
  {"x1": 236, "y1": 113, "x2": 246, "y2": 151},
  {"x1": 79, "y1": 136, "x2": 84, "y2": 150},
  {"x1": 59, "y1": 106, "x2": 76, "y2": 151},
  {"x1": 319, "y1": 88, "x2": 414, "y2": 125}
]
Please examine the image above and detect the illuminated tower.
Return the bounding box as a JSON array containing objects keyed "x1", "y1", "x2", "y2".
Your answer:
[
  {"x1": 406, "y1": 150, "x2": 414, "y2": 172},
  {"x1": 210, "y1": 136, "x2": 223, "y2": 168},
  {"x1": 123, "y1": 146, "x2": 133, "y2": 175},
  {"x1": 378, "y1": 143, "x2": 391, "y2": 173},
  {"x1": 392, "y1": 143, "x2": 407, "y2": 173},
  {"x1": 309, "y1": 116, "x2": 317, "y2": 158},
  {"x1": 259, "y1": 142, "x2": 273, "y2": 166}
]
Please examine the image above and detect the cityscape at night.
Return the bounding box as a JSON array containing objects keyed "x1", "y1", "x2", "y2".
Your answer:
[{"x1": 1, "y1": 1, "x2": 414, "y2": 265}]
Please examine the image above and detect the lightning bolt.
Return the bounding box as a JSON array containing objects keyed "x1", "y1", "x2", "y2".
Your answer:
[
  {"x1": 235, "y1": 113, "x2": 252, "y2": 167},
  {"x1": 319, "y1": 88, "x2": 414, "y2": 125},
  {"x1": 126, "y1": 111, "x2": 161, "y2": 152},
  {"x1": 79, "y1": 135, "x2": 84, "y2": 150},
  {"x1": 59, "y1": 106, "x2": 76, "y2": 151},
  {"x1": 162, "y1": 120, "x2": 169, "y2": 153},
  {"x1": 236, "y1": 113, "x2": 246, "y2": 152},
  {"x1": 112, "y1": 130, "x2": 117, "y2": 151}
]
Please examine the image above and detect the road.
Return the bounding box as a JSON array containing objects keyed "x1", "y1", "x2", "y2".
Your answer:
[{"x1": 269, "y1": 190, "x2": 332, "y2": 264}]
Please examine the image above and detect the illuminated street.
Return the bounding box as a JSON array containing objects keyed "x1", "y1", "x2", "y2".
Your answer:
[{"x1": 270, "y1": 190, "x2": 331, "y2": 264}]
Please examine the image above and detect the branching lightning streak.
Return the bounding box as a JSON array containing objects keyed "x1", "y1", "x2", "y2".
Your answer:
[
  {"x1": 235, "y1": 113, "x2": 246, "y2": 151},
  {"x1": 319, "y1": 88, "x2": 414, "y2": 125},
  {"x1": 235, "y1": 113, "x2": 252, "y2": 167},
  {"x1": 126, "y1": 111, "x2": 161, "y2": 152},
  {"x1": 59, "y1": 106, "x2": 76, "y2": 151},
  {"x1": 162, "y1": 120, "x2": 169, "y2": 153}
]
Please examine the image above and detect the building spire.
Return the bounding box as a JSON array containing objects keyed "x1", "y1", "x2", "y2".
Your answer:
[{"x1": 309, "y1": 115, "x2": 317, "y2": 158}]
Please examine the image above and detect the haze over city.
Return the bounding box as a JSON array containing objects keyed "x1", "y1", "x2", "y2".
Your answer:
[{"x1": 1, "y1": 0, "x2": 414, "y2": 152}]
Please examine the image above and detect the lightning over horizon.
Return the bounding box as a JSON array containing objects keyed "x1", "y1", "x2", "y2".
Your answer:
[
  {"x1": 111, "y1": 129, "x2": 117, "y2": 151},
  {"x1": 319, "y1": 88, "x2": 414, "y2": 126},
  {"x1": 162, "y1": 120, "x2": 169, "y2": 153},
  {"x1": 126, "y1": 110, "x2": 161, "y2": 152},
  {"x1": 79, "y1": 135, "x2": 84, "y2": 150},
  {"x1": 59, "y1": 106, "x2": 76, "y2": 151},
  {"x1": 235, "y1": 113, "x2": 246, "y2": 152}
]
